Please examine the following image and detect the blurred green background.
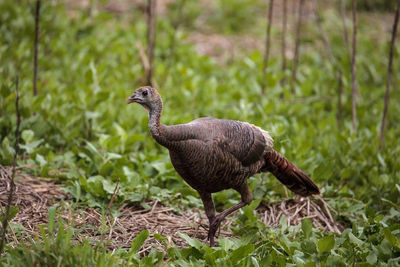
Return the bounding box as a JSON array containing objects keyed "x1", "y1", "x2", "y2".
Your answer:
[{"x1": 0, "y1": 0, "x2": 399, "y2": 265}]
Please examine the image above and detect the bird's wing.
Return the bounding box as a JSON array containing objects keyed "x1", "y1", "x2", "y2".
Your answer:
[
  {"x1": 187, "y1": 118, "x2": 270, "y2": 166},
  {"x1": 214, "y1": 119, "x2": 268, "y2": 166},
  {"x1": 164, "y1": 118, "x2": 272, "y2": 166}
]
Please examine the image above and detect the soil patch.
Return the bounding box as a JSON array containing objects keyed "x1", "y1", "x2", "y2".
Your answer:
[{"x1": 1, "y1": 166, "x2": 343, "y2": 251}]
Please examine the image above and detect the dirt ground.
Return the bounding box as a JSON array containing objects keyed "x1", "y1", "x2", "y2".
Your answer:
[{"x1": 1, "y1": 166, "x2": 343, "y2": 251}]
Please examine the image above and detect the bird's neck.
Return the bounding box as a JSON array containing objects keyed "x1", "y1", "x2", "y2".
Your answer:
[
  {"x1": 148, "y1": 97, "x2": 169, "y2": 146},
  {"x1": 148, "y1": 102, "x2": 162, "y2": 137},
  {"x1": 147, "y1": 95, "x2": 180, "y2": 150}
]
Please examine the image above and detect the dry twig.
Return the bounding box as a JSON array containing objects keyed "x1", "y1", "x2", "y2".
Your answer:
[
  {"x1": 161, "y1": 0, "x2": 186, "y2": 86},
  {"x1": 339, "y1": 0, "x2": 351, "y2": 62},
  {"x1": 0, "y1": 77, "x2": 21, "y2": 253},
  {"x1": 261, "y1": 0, "x2": 274, "y2": 95},
  {"x1": 314, "y1": 1, "x2": 344, "y2": 129},
  {"x1": 379, "y1": 0, "x2": 400, "y2": 150},
  {"x1": 280, "y1": 0, "x2": 288, "y2": 89},
  {"x1": 107, "y1": 178, "x2": 120, "y2": 211},
  {"x1": 290, "y1": 0, "x2": 304, "y2": 93},
  {"x1": 259, "y1": 198, "x2": 344, "y2": 234},
  {"x1": 33, "y1": 0, "x2": 40, "y2": 96},
  {"x1": 146, "y1": 0, "x2": 157, "y2": 86},
  {"x1": 136, "y1": 42, "x2": 150, "y2": 78},
  {"x1": 351, "y1": 0, "x2": 358, "y2": 131}
]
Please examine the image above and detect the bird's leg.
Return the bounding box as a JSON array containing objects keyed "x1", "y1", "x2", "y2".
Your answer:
[
  {"x1": 198, "y1": 191, "x2": 217, "y2": 247},
  {"x1": 202, "y1": 183, "x2": 253, "y2": 247},
  {"x1": 209, "y1": 183, "x2": 253, "y2": 245}
]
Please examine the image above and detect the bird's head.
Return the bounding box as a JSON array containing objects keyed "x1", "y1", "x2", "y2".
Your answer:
[{"x1": 126, "y1": 86, "x2": 160, "y2": 111}]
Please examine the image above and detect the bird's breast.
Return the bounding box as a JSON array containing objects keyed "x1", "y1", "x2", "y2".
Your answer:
[{"x1": 168, "y1": 141, "x2": 261, "y2": 193}]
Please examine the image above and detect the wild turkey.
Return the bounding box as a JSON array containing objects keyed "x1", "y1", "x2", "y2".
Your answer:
[{"x1": 127, "y1": 86, "x2": 320, "y2": 247}]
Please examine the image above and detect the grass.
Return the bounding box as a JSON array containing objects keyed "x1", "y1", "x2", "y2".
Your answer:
[{"x1": 0, "y1": 0, "x2": 399, "y2": 265}]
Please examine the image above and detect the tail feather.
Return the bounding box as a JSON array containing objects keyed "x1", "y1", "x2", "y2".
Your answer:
[{"x1": 262, "y1": 149, "x2": 320, "y2": 197}]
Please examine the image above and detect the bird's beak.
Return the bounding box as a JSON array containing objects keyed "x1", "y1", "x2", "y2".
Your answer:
[{"x1": 126, "y1": 92, "x2": 140, "y2": 104}]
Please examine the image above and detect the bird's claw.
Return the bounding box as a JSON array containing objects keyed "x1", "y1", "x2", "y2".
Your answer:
[{"x1": 207, "y1": 216, "x2": 224, "y2": 247}]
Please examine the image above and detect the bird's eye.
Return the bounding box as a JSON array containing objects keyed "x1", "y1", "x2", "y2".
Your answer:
[{"x1": 142, "y1": 91, "x2": 148, "y2": 96}]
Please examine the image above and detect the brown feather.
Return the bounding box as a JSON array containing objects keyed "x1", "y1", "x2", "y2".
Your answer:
[{"x1": 261, "y1": 149, "x2": 321, "y2": 196}]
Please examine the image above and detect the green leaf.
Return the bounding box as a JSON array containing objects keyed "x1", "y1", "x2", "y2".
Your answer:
[
  {"x1": 154, "y1": 233, "x2": 166, "y2": 242},
  {"x1": 102, "y1": 179, "x2": 116, "y2": 194},
  {"x1": 106, "y1": 152, "x2": 122, "y2": 160},
  {"x1": 19, "y1": 139, "x2": 43, "y2": 154},
  {"x1": 0, "y1": 206, "x2": 19, "y2": 222},
  {"x1": 383, "y1": 228, "x2": 397, "y2": 247},
  {"x1": 178, "y1": 233, "x2": 204, "y2": 249},
  {"x1": 340, "y1": 168, "x2": 352, "y2": 179},
  {"x1": 48, "y1": 206, "x2": 57, "y2": 233},
  {"x1": 21, "y1": 130, "x2": 34, "y2": 143},
  {"x1": 304, "y1": 262, "x2": 316, "y2": 267},
  {"x1": 377, "y1": 153, "x2": 386, "y2": 168},
  {"x1": 302, "y1": 218, "x2": 312, "y2": 238},
  {"x1": 366, "y1": 252, "x2": 377, "y2": 265},
  {"x1": 317, "y1": 235, "x2": 335, "y2": 253},
  {"x1": 129, "y1": 229, "x2": 149, "y2": 254},
  {"x1": 395, "y1": 184, "x2": 400, "y2": 194},
  {"x1": 230, "y1": 244, "x2": 254, "y2": 263},
  {"x1": 87, "y1": 176, "x2": 105, "y2": 196},
  {"x1": 251, "y1": 256, "x2": 260, "y2": 267},
  {"x1": 85, "y1": 141, "x2": 101, "y2": 157},
  {"x1": 99, "y1": 162, "x2": 113, "y2": 176},
  {"x1": 279, "y1": 215, "x2": 288, "y2": 232},
  {"x1": 348, "y1": 232, "x2": 363, "y2": 247},
  {"x1": 35, "y1": 154, "x2": 47, "y2": 167}
]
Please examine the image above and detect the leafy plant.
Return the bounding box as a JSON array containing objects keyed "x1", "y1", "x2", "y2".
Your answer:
[{"x1": 0, "y1": 0, "x2": 399, "y2": 265}]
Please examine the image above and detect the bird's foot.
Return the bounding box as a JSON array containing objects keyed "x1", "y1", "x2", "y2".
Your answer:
[{"x1": 208, "y1": 215, "x2": 224, "y2": 247}]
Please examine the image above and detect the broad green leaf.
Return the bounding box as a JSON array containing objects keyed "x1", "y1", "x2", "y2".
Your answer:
[
  {"x1": 178, "y1": 233, "x2": 204, "y2": 249},
  {"x1": 102, "y1": 179, "x2": 116, "y2": 194},
  {"x1": 348, "y1": 232, "x2": 364, "y2": 246},
  {"x1": 218, "y1": 238, "x2": 237, "y2": 251},
  {"x1": 87, "y1": 176, "x2": 105, "y2": 196},
  {"x1": 99, "y1": 162, "x2": 113, "y2": 176},
  {"x1": 85, "y1": 141, "x2": 101, "y2": 157},
  {"x1": 383, "y1": 228, "x2": 397, "y2": 247},
  {"x1": 366, "y1": 252, "x2": 377, "y2": 264},
  {"x1": 205, "y1": 250, "x2": 226, "y2": 265},
  {"x1": 230, "y1": 244, "x2": 254, "y2": 263},
  {"x1": 21, "y1": 130, "x2": 34, "y2": 143},
  {"x1": 129, "y1": 229, "x2": 149, "y2": 254},
  {"x1": 317, "y1": 235, "x2": 335, "y2": 253},
  {"x1": 35, "y1": 154, "x2": 47, "y2": 167},
  {"x1": 19, "y1": 140, "x2": 43, "y2": 154}
]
